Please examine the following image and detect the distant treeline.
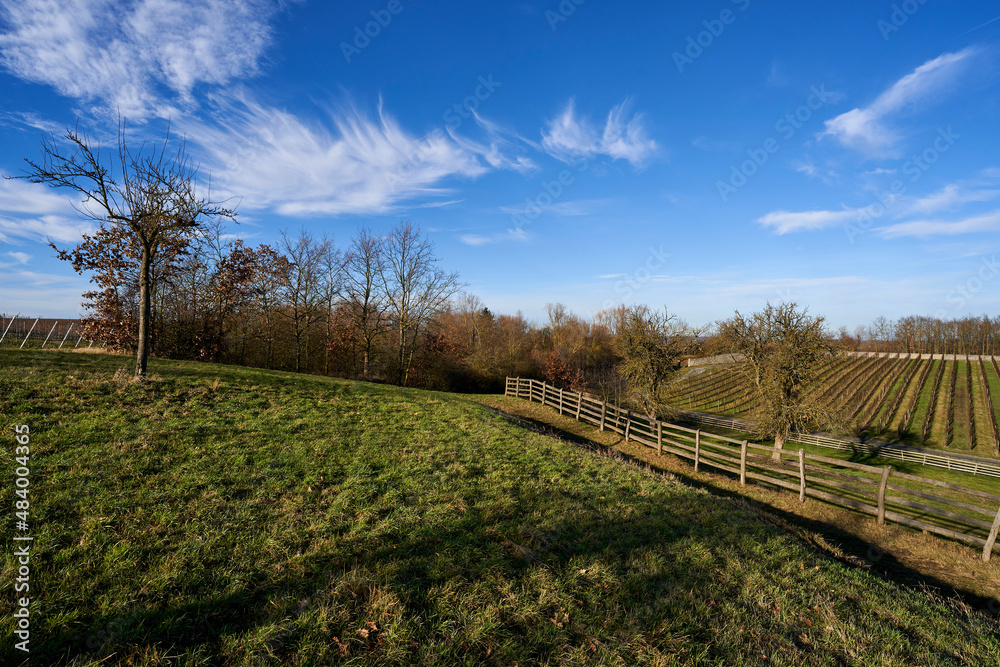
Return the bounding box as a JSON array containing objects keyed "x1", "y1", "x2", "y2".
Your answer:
[{"x1": 838, "y1": 315, "x2": 1000, "y2": 356}]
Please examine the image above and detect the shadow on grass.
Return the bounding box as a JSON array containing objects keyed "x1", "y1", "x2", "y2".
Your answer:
[
  {"x1": 490, "y1": 409, "x2": 1000, "y2": 617},
  {"x1": 33, "y1": 464, "x2": 736, "y2": 665}
]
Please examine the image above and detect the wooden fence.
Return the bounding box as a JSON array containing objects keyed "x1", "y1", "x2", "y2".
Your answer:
[
  {"x1": 672, "y1": 410, "x2": 1000, "y2": 479},
  {"x1": 505, "y1": 377, "x2": 1000, "y2": 562}
]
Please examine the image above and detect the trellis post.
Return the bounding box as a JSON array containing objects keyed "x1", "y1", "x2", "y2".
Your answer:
[
  {"x1": 0, "y1": 314, "x2": 17, "y2": 345},
  {"x1": 58, "y1": 324, "x2": 74, "y2": 349},
  {"x1": 41, "y1": 321, "x2": 58, "y2": 348},
  {"x1": 19, "y1": 319, "x2": 38, "y2": 349}
]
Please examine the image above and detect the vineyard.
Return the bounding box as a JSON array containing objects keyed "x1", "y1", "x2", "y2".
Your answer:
[{"x1": 666, "y1": 354, "x2": 1000, "y2": 458}]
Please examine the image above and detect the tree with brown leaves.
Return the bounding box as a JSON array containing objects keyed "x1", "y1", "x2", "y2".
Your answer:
[{"x1": 13, "y1": 121, "x2": 235, "y2": 378}]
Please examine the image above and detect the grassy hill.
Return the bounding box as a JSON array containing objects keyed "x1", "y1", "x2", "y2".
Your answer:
[
  {"x1": 1, "y1": 350, "x2": 998, "y2": 665},
  {"x1": 667, "y1": 356, "x2": 1000, "y2": 457}
]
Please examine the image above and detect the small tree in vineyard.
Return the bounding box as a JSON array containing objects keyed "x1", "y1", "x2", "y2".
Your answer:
[
  {"x1": 615, "y1": 305, "x2": 700, "y2": 419},
  {"x1": 719, "y1": 302, "x2": 838, "y2": 459}
]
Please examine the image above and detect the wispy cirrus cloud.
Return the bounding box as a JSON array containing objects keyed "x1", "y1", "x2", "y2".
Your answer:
[
  {"x1": 822, "y1": 48, "x2": 977, "y2": 157},
  {"x1": 904, "y1": 176, "x2": 1000, "y2": 215},
  {"x1": 180, "y1": 94, "x2": 498, "y2": 217},
  {"x1": 459, "y1": 227, "x2": 530, "y2": 246},
  {"x1": 499, "y1": 198, "x2": 609, "y2": 218},
  {"x1": 0, "y1": 0, "x2": 284, "y2": 120},
  {"x1": 756, "y1": 208, "x2": 862, "y2": 234},
  {"x1": 541, "y1": 99, "x2": 658, "y2": 168},
  {"x1": 446, "y1": 112, "x2": 539, "y2": 175},
  {"x1": 878, "y1": 209, "x2": 1000, "y2": 239},
  {"x1": 0, "y1": 173, "x2": 92, "y2": 243}
]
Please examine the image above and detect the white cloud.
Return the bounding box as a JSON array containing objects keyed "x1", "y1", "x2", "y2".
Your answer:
[
  {"x1": 0, "y1": 174, "x2": 93, "y2": 243},
  {"x1": 7, "y1": 251, "x2": 30, "y2": 264},
  {"x1": 756, "y1": 208, "x2": 861, "y2": 234},
  {"x1": 878, "y1": 209, "x2": 1000, "y2": 238},
  {"x1": 822, "y1": 48, "x2": 976, "y2": 156},
  {"x1": 178, "y1": 94, "x2": 496, "y2": 217},
  {"x1": 499, "y1": 198, "x2": 608, "y2": 218},
  {"x1": 0, "y1": 173, "x2": 79, "y2": 216},
  {"x1": 445, "y1": 112, "x2": 539, "y2": 175},
  {"x1": 906, "y1": 183, "x2": 1000, "y2": 215},
  {"x1": 459, "y1": 234, "x2": 494, "y2": 246},
  {"x1": 541, "y1": 99, "x2": 658, "y2": 168},
  {"x1": 459, "y1": 227, "x2": 531, "y2": 246},
  {"x1": 0, "y1": 0, "x2": 282, "y2": 119},
  {"x1": 0, "y1": 214, "x2": 95, "y2": 244}
]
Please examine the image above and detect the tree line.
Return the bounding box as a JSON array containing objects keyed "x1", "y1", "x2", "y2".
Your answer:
[{"x1": 840, "y1": 315, "x2": 1000, "y2": 356}]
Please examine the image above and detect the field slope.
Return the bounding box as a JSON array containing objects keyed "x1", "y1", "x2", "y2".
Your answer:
[{"x1": 1, "y1": 350, "x2": 998, "y2": 665}]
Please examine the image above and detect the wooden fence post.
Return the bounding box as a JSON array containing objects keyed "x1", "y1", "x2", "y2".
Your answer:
[
  {"x1": 599, "y1": 401, "x2": 607, "y2": 432},
  {"x1": 558, "y1": 388, "x2": 564, "y2": 415},
  {"x1": 624, "y1": 410, "x2": 631, "y2": 442},
  {"x1": 740, "y1": 440, "x2": 748, "y2": 486},
  {"x1": 575, "y1": 391, "x2": 582, "y2": 420},
  {"x1": 694, "y1": 430, "x2": 701, "y2": 472},
  {"x1": 798, "y1": 449, "x2": 806, "y2": 503},
  {"x1": 541, "y1": 381, "x2": 546, "y2": 405},
  {"x1": 877, "y1": 466, "x2": 892, "y2": 525},
  {"x1": 656, "y1": 421, "x2": 662, "y2": 456},
  {"x1": 983, "y1": 505, "x2": 1000, "y2": 562}
]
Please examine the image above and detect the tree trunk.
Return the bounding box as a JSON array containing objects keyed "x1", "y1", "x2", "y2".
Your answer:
[
  {"x1": 772, "y1": 432, "x2": 786, "y2": 460},
  {"x1": 397, "y1": 322, "x2": 407, "y2": 385},
  {"x1": 135, "y1": 244, "x2": 153, "y2": 379}
]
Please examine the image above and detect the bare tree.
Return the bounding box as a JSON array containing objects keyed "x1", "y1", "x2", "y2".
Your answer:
[
  {"x1": 720, "y1": 302, "x2": 838, "y2": 459},
  {"x1": 380, "y1": 220, "x2": 463, "y2": 386},
  {"x1": 342, "y1": 227, "x2": 388, "y2": 379},
  {"x1": 716, "y1": 308, "x2": 772, "y2": 389},
  {"x1": 278, "y1": 229, "x2": 332, "y2": 374},
  {"x1": 615, "y1": 305, "x2": 700, "y2": 419},
  {"x1": 13, "y1": 121, "x2": 234, "y2": 378}
]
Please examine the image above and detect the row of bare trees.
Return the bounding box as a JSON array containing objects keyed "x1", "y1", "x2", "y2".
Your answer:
[
  {"x1": 840, "y1": 315, "x2": 1000, "y2": 356},
  {"x1": 55, "y1": 218, "x2": 472, "y2": 387}
]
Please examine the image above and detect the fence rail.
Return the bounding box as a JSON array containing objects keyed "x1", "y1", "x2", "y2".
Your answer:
[
  {"x1": 670, "y1": 408, "x2": 1000, "y2": 479},
  {"x1": 505, "y1": 377, "x2": 1000, "y2": 562}
]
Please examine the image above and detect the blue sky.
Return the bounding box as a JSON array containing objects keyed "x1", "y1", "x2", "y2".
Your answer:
[{"x1": 1, "y1": 0, "x2": 1000, "y2": 330}]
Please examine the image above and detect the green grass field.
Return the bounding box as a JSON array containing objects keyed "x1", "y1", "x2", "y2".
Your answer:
[
  {"x1": 2, "y1": 350, "x2": 999, "y2": 665},
  {"x1": 667, "y1": 357, "x2": 1000, "y2": 457}
]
